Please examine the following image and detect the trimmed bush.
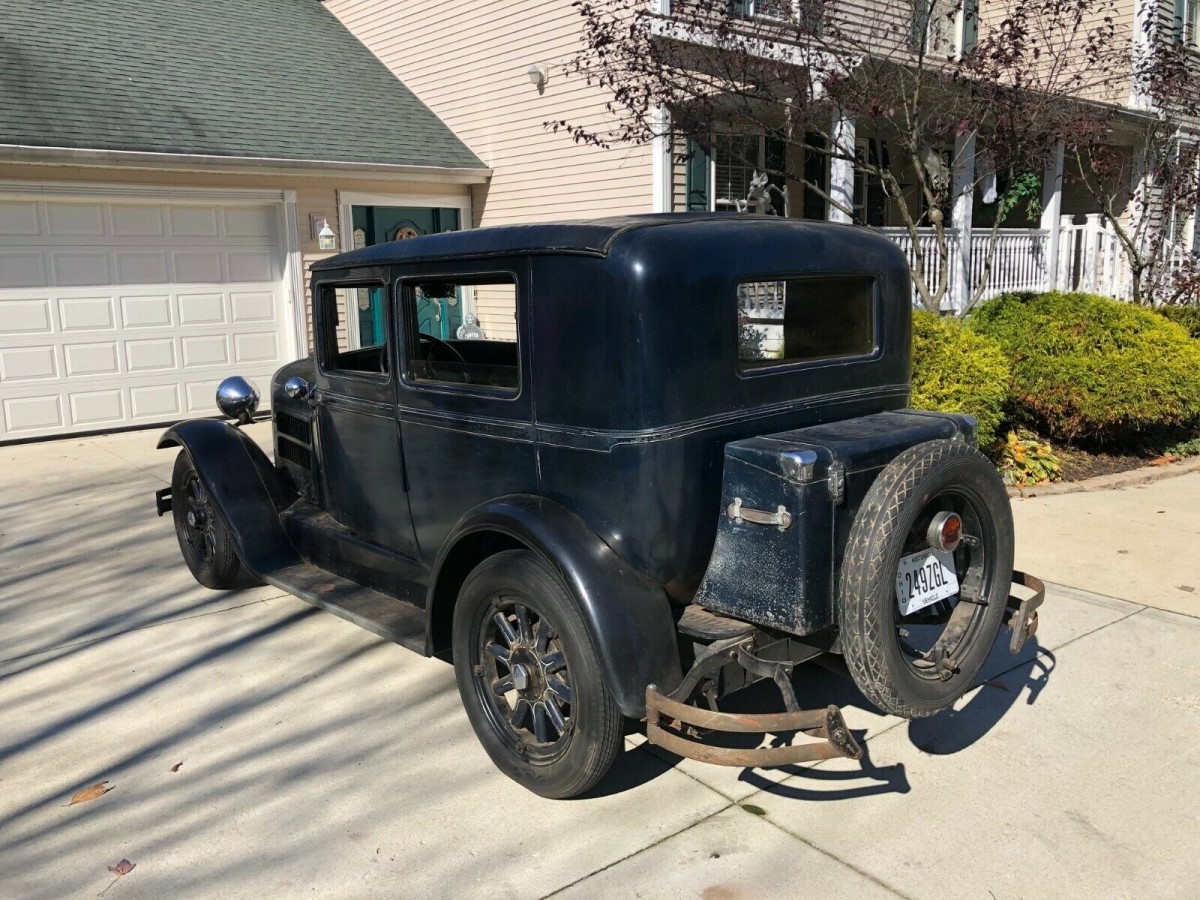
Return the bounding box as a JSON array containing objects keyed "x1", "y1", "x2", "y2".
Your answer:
[
  {"x1": 969, "y1": 291, "x2": 1200, "y2": 443},
  {"x1": 910, "y1": 310, "x2": 1011, "y2": 448},
  {"x1": 1158, "y1": 305, "x2": 1200, "y2": 339}
]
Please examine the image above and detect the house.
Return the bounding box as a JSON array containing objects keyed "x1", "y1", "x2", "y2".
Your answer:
[
  {"x1": 327, "y1": 0, "x2": 1200, "y2": 307},
  {"x1": 0, "y1": 0, "x2": 489, "y2": 441}
]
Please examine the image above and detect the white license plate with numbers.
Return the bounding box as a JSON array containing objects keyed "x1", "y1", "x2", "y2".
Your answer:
[{"x1": 895, "y1": 549, "x2": 959, "y2": 616}]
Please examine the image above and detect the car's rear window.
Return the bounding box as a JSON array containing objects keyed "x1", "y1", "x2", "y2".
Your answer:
[{"x1": 737, "y1": 275, "x2": 877, "y2": 371}]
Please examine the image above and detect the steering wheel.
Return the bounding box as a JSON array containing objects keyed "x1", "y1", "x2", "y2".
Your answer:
[{"x1": 418, "y1": 333, "x2": 467, "y2": 364}]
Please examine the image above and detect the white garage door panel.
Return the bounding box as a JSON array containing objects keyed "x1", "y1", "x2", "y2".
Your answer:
[{"x1": 0, "y1": 195, "x2": 293, "y2": 441}]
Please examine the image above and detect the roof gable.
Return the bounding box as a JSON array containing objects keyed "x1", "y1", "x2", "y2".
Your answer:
[{"x1": 0, "y1": 0, "x2": 485, "y2": 170}]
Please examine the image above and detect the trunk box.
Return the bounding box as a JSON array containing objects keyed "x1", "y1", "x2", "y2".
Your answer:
[{"x1": 693, "y1": 410, "x2": 976, "y2": 636}]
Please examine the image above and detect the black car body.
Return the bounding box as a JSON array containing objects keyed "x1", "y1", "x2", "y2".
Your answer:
[{"x1": 159, "y1": 214, "x2": 1042, "y2": 797}]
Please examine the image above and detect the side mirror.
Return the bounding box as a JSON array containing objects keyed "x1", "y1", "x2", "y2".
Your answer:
[
  {"x1": 215, "y1": 376, "x2": 260, "y2": 426},
  {"x1": 284, "y1": 376, "x2": 310, "y2": 400}
]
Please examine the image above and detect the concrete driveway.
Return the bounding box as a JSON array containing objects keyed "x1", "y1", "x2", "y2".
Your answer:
[{"x1": 1, "y1": 425, "x2": 1197, "y2": 899}]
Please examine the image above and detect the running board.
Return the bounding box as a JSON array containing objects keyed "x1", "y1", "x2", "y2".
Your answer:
[{"x1": 264, "y1": 562, "x2": 426, "y2": 653}]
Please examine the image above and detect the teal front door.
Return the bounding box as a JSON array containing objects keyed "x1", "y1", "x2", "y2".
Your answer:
[{"x1": 349, "y1": 205, "x2": 463, "y2": 344}]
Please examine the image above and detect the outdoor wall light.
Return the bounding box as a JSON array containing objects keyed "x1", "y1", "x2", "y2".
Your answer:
[
  {"x1": 527, "y1": 63, "x2": 548, "y2": 94},
  {"x1": 311, "y1": 214, "x2": 338, "y2": 251}
]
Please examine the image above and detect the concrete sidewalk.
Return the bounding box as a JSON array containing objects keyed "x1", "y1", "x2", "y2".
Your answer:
[{"x1": 1, "y1": 427, "x2": 1197, "y2": 899}]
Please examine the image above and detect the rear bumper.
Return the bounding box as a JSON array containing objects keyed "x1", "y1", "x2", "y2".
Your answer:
[{"x1": 1005, "y1": 570, "x2": 1045, "y2": 653}]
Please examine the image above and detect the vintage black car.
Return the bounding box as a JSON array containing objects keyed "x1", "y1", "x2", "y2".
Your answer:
[{"x1": 157, "y1": 214, "x2": 1043, "y2": 799}]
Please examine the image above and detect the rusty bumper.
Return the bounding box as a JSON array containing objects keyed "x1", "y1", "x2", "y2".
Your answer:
[
  {"x1": 1005, "y1": 570, "x2": 1045, "y2": 654},
  {"x1": 646, "y1": 685, "x2": 863, "y2": 767}
]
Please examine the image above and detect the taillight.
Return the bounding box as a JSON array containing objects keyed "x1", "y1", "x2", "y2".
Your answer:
[{"x1": 927, "y1": 511, "x2": 963, "y2": 553}]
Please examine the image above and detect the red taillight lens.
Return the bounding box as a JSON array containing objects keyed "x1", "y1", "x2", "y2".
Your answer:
[{"x1": 927, "y1": 511, "x2": 963, "y2": 552}]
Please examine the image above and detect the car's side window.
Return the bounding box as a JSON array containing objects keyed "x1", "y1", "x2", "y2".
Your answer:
[
  {"x1": 318, "y1": 284, "x2": 389, "y2": 376},
  {"x1": 737, "y1": 275, "x2": 877, "y2": 371},
  {"x1": 402, "y1": 275, "x2": 519, "y2": 392}
]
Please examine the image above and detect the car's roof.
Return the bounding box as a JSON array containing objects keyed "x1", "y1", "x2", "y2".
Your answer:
[{"x1": 311, "y1": 212, "x2": 860, "y2": 270}]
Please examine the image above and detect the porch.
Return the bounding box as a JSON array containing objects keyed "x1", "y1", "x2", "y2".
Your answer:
[{"x1": 884, "y1": 217, "x2": 1145, "y2": 311}]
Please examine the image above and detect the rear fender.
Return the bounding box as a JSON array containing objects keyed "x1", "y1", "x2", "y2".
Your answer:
[
  {"x1": 429, "y1": 495, "x2": 683, "y2": 718},
  {"x1": 158, "y1": 419, "x2": 299, "y2": 579}
]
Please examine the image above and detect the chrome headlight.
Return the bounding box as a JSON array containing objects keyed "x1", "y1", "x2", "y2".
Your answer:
[{"x1": 215, "y1": 376, "x2": 260, "y2": 425}]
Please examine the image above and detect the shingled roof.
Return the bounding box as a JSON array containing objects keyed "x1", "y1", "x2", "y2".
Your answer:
[{"x1": 0, "y1": 0, "x2": 486, "y2": 171}]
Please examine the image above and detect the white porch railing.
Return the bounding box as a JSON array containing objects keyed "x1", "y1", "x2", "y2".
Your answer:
[
  {"x1": 1056, "y1": 215, "x2": 1134, "y2": 300},
  {"x1": 879, "y1": 226, "x2": 1050, "y2": 309},
  {"x1": 879, "y1": 227, "x2": 960, "y2": 309},
  {"x1": 971, "y1": 228, "x2": 1050, "y2": 301}
]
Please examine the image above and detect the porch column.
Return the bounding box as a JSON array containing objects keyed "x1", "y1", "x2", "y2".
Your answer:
[
  {"x1": 828, "y1": 109, "x2": 855, "y2": 224},
  {"x1": 951, "y1": 132, "x2": 975, "y2": 312},
  {"x1": 1040, "y1": 142, "x2": 1065, "y2": 291},
  {"x1": 1082, "y1": 212, "x2": 1103, "y2": 292},
  {"x1": 652, "y1": 104, "x2": 672, "y2": 213}
]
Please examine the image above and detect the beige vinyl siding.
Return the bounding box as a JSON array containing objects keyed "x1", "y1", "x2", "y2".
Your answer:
[
  {"x1": 0, "y1": 163, "x2": 469, "y2": 351},
  {"x1": 326, "y1": 0, "x2": 654, "y2": 226},
  {"x1": 469, "y1": 283, "x2": 519, "y2": 342}
]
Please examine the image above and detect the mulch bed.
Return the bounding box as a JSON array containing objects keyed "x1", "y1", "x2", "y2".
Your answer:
[{"x1": 1055, "y1": 446, "x2": 1166, "y2": 482}]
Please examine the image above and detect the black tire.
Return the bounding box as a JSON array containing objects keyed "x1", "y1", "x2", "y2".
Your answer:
[
  {"x1": 170, "y1": 450, "x2": 249, "y2": 590},
  {"x1": 838, "y1": 439, "x2": 1014, "y2": 718},
  {"x1": 452, "y1": 550, "x2": 623, "y2": 799}
]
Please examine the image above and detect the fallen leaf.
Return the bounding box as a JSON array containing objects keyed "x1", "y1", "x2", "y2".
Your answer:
[
  {"x1": 740, "y1": 803, "x2": 766, "y2": 816},
  {"x1": 1151, "y1": 455, "x2": 1175, "y2": 466},
  {"x1": 1178, "y1": 585, "x2": 1196, "y2": 593},
  {"x1": 984, "y1": 679, "x2": 1012, "y2": 693},
  {"x1": 69, "y1": 782, "x2": 113, "y2": 806},
  {"x1": 1117, "y1": 550, "x2": 1129, "y2": 555},
  {"x1": 107, "y1": 859, "x2": 135, "y2": 876},
  {"x1": 170, "y1": 762, "x2": 183, "y2": 773}
]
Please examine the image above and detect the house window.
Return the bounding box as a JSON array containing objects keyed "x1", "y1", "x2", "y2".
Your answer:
[
  {"x1": 737, "y1": 275, "x2": 877, "y2": 371},
  {"x1": 727, "y1": 0, "x2": 790, "y2": 19},
  {"x1": 714, "y1": 133, "x2": 763, "y2": 210},
  {"x1": 911, "y1": 0, "x2": 966, "y2": 55},
  {"x1": 710, "y1": 132, "x2": 787, "y2": 214},
  {"x1": 1187, "y1": 0, "x2": 1199, "y2": 45}
]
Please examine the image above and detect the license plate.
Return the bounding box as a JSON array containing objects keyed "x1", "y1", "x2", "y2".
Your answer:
[{"x1": 895, "y1": 549, "x2": 960, "y2": 616}]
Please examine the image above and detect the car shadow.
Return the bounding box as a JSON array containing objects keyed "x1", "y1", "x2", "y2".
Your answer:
[
  {"x1": 908, "y1": 642, "x2": 1056, "y2": 755},
  {"x1": 612, "y1": 635, "x2": 1056, "y2": 803}
]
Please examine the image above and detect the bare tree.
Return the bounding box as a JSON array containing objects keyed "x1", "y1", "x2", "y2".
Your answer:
[
  {"x1": 1065, "y1": 5, "x2": 1200, "y2": 306},
  {"x1": 560, "y1": 0, "x2": 1137, "y2": 312}
]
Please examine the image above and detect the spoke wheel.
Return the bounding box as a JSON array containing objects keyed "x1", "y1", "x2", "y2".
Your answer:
[
  {"x1": 479, "y1": 598, "x2": 574, "y2": 761},
  {"x1": 452, "y1": 550, "x2": 622, "y2": 799},
  {"x1": 170, "y1": 450, "x2": 251, "y2": 590},
  {"x1": 839, "y1": 439, "x2": 1014, "y2": 718}
]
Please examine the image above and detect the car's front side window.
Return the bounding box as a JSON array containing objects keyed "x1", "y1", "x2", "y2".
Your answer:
[
  {"x1": 403, "y1": 275, "x2": 519, "y2": 393},
  {"x1": 318, "y1": 283, "x2": 389, "y2": 377}
]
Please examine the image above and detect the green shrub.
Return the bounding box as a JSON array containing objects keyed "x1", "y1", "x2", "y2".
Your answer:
[
  {"x1": 911, "y1": 310, "x2": 1011, "y2": 448},
  {"x1": 968, "y1": 292, "x2": 1200, "y2": 443},
  {"x1": 1158, "y1": 305, "x2": 1200, "y2": 339}
]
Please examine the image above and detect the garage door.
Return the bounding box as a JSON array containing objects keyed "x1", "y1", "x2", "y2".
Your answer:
[{"x1": 0, "y1": 194, "x2": 295, "y2": 441}]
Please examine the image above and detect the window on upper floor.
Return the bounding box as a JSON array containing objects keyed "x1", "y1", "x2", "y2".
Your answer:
[
  {"x1": 1185, "y1": 0, "x2": 1199, "y2": 46},
  {"x1": 726, "y1": 0, "x2": 824, "y2": 31},
  {"x1": 911, "y1": 0, "x2": 977, "y2": 56}
]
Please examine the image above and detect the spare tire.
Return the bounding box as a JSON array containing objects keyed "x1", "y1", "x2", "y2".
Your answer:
[{"x1": 838, "y1": 439, "x2": 1014, "y2": 718}]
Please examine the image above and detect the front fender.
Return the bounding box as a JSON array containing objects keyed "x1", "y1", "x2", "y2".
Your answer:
[
  {"x1": 430, "y1": 495, "x2": 682, "y2": 718},
  {"x1": 158, "y1": 419, "x2": 299, "y2": 579}
]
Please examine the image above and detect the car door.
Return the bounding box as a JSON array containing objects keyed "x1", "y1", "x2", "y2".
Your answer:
[
  {"x1": 311, "y1": 273, "x2": 419, "y2": 560},
  {"x1": 394, "y1": 258, "x2": 538, "y2": 560}
]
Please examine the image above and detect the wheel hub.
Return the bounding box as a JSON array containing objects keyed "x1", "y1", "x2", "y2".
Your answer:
[{"x1": 481, "y1": 602, "x2": 573, "y2": 751}]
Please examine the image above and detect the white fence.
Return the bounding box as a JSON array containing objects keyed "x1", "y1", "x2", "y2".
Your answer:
[{"x1": 879, "y1": 226, "x2": 1050, "y2": 309}]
